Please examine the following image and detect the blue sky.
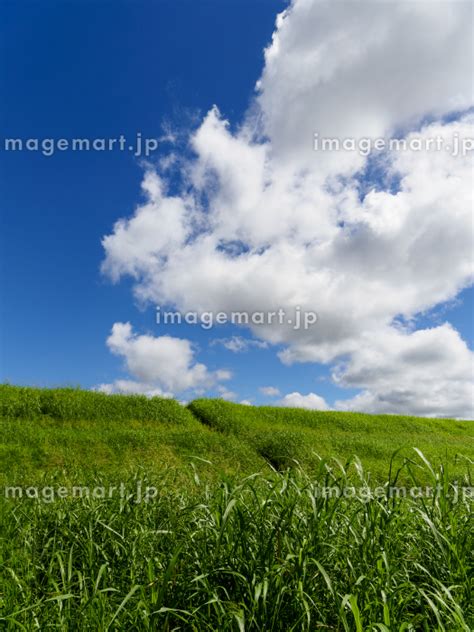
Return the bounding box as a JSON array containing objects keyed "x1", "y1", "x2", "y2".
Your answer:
[{"x1": 1, "y1": 0, "x2": 472, "y2": 415}]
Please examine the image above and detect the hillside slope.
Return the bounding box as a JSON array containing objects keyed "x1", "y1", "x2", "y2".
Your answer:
[
  {"x1": 189, "y1": 399, "x2": 474, "y2": 481},
  {"x1": 0, "y1": 385, "x2": 262, "y2": 483},
  {"x1": 0, "y1": 385, "x2": 472, "y2": 483}
]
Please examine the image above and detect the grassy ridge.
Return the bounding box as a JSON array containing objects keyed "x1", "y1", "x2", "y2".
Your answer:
[
  {"x1": 0, "y1": 386, "x2": 263, "y2": 482},
  {"x1": 0, "y1": 384, "x2": 194, "y2": 423},
  {"x1": 189, "y1": 399, "x2": 474, "y2": 481},
  {"x1": 0, "y1": 385, "x2": 472, "y2": 483}
]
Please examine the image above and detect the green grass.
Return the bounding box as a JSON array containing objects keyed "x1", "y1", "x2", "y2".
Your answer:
[
  {"x1": 1, "y1": 463, "x2": 472, "y2": 630},
  {"x1": 2, "y1": 385, "x2": 471, "y2": 484},
  {"x1": 0, "y1": 386, "x2": 262, "y2": 485},
  {"x1": 0, "y1": 384, "x2": 194, "y2": 424},
  {"x1": 0, "y1": 385, "x2": 473, "y2": 629},
  {"x1": 189, "y1": 399, "x2": 474, "y2": 482}
]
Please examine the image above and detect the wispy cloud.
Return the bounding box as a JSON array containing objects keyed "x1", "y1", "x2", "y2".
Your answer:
[
  {"x1": 211, "y1": 336, "x2": 269, "y2": 353},
  {"x1": 259, "y1": 386, "x2": 281, "y2": 397}
]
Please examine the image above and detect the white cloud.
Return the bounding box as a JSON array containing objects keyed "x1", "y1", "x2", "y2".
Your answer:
[
  {"x1": 101, "y1": 171, "x2": 191, "y2": 286},
  {"x1": 277, "y1": 392, "x2": 330, "y2": 411},
  {"x1": 101, "y1": 0, "x2": 473, "y2": 417},
  {"x1": 103, "y1": 322, "x2": 229, "y2": 396},
  {"x1": 215, "y1": 369, "x2": 233, "y2": 381},
  {"x1": 334, "y1": 324, "x2": 474, "y2": 419},
  {"x1": 259, "y1": 386, "x2": 281, "y2": 397},
  {"x1": 216, "y1": 385, "x2": 237, "y2": 401},
  {"x1": 256, "y1": 0, "x2": 472, "y2": 175},
  {"x1": 95, "y1": 380, "x2": 171, "y2": 398}
]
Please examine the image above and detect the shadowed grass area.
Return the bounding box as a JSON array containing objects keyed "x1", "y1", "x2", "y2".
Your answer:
[{"x1": 188, "y1": 399, "x2": 474, "y2": 481}]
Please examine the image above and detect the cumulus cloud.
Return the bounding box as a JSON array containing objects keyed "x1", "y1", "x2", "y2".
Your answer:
[
  {"x1": 277, "y1": 392, "x2": 330, "y2": 411},
  {"x1": 101, "y1": 322, "x2": 230, "y2": 396},
  {"x1": 101, "y1": 0, "x2": 473, "y2": 417},
  {"x1": 256, "y1": 0, "x2": 472, "y2": 175},
  {"x1": 334, "y1": 324, "x2": 474, "y2": 419},
  {"x1": 101, "y1": 172, "x2": 191, "y2": 285}
]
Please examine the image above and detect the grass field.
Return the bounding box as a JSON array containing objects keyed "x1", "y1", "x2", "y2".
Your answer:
[{"x1": 0, "y1": 385, "x2": 473, "y2": 629}]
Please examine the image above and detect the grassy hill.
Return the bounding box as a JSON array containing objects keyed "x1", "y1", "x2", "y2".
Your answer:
[
  {"x1": 1, "y1": 385, "x2": 472, "y2": 484},
  {"x1": 189, "y1": 398, "x2": 473, "y2": 482},
  {"x1": 0, "y1": 385, "x2": 261, "y2": 484},
  {"x1": 1, "y1": 385, "x2": 473, "y2": 630}
]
